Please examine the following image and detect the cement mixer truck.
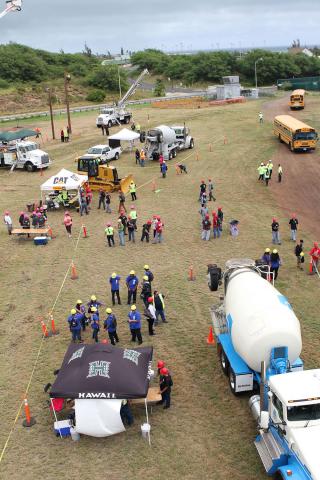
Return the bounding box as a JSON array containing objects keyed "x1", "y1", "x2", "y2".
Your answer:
[
  {"x1": 209, "y1": 259, "x2": 320, "y2": 479},
  {"x1": 144, "y1": 125, "x2": 194, "y2": 161}
]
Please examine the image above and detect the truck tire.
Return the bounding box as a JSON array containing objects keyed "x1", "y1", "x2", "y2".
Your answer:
[
  {"x1": 172, "y1": 149, "x2": 177, "y2": 158},
  {"x1": 229, "y1": 368, "x2": 239, "y2": 396},
  {"x1": 189, "y1": 138, "x2": 194, "y2": 149},
  {"x1": 219, "y1": 348, "x2": 229, "y2": 376},
  {"x1": 108, "y1": 121, "x2": 112, "y2": 128},
  {"x1": 140, "y1": 132, "x2": 146, "y2": 143},
  {"x1": 157, "y1": 132, "x2": 163, "y2": 143},
  {"x1": 124, "y1": 117, "x2": 130, "y2": 124},
  {"x1": 114, "y1": 152, "x2": 119, "y2": 160},
  {"x1": 25, "y1": 162, "x2": 35, "y2": 172},
  {"x1": 169, "y1": 151, "x2": 173, "y2": 160}
]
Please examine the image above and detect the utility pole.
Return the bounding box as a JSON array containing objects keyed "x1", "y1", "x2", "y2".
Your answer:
[
  {"x1": 255, "y1": 58, "x2": 263, "y2": 89},
  {"x1": 64, "y1": 72, "x2": 72, "y2": 134},
  {"x1": 46, "y1": 87, "x2": 55, "y2": 140}
]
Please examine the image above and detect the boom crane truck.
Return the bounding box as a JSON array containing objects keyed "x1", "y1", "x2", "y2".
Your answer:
[
  {"x1": 96, "y1": 69, "x2": 149, "y2": 129},
  {"x1": 208, "y1": 259, "x2": 320, "y2": 479}
]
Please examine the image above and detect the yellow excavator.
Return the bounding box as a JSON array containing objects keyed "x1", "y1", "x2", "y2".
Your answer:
[{"x1": 77, "y1": 157, "x2": 133, "y2": 193}]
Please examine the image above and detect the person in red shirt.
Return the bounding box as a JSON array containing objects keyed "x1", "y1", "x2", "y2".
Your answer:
[
  {"x1": 309, "y1": 242, "x2": 320, "y2": 274},
  {"x1": 63, "y1": 211, "x2": 73, "y2": 238},
  {"x1": 154, "y1": 218, "x2": 164, "y2": 243},
  {"x1": 212, "y1": 211, "x2": 220, "y2": 239}
]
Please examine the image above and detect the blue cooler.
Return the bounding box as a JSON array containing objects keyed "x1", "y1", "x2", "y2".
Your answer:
[
  {"x1": 34, "y1": 236, "x2": 48, "y2": 246},
  {"x1": 54, "y1": 420, "x2": 71, "y2": 437}
]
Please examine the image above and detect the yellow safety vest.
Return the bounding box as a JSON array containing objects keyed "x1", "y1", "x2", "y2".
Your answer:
[
  {"x1": 130, "y1": 210, "x2": 137, "y2": 220},
  {"x1": 105, "y1": 227, "x2": 114, "y2": 235},
  {"x1": 129, "y1": 183, "x2": 136, "y2": 193}
]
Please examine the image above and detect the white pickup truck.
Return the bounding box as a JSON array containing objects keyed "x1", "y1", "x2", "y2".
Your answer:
[
  {"x1": 78, "y1": 144, "x2": 122, "y2": 165},
  {"x1": 0, "y1": 140, "x2": 52, "y2": 172},
  {"x1": 96, "y1": 107, "x2": 132, "y2": 129}
]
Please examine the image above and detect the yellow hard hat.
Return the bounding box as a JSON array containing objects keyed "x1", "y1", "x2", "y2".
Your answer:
[
  {"x1": 106, "y1": 307, "x2": 112, "y2": 314},
  {"x1": 91, "y1": 295, "x2": 96, "y2": 301},
  {"x1": 265, "y1": 248, "x2": 271, "y2": 253},
  {"x1": 144, "y1": 264, "x2": 149, "y2": 270},
  {"x1": 71, "y1": 308, "x2": 76, "y2": 315},
  {"x1": 300, "y1": 252, "x2": 305, "y2": 257},
  {"x1": 77, "y1": 300, "x2": 82, "y2": 304},
  {"x1": 130, "y1": 270, "x2": 135, "y2": 275},
  {"x1": 273, "y1": 249, "x2": 278, "y2": 254},
  {"x1": 91, "y1": 306, "x2": 97, "y2": 312},
  {"x1": 111, "y1": 273, "x2": 117, "y2": 278},
  {"x1": 143, "y1": 275, "x2": 149, "y2": 281},
  {"x1": 131, "y1": 305, "x2": 137, "y2": 311}
]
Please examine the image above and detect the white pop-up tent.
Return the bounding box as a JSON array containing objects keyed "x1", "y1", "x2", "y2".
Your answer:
[
  {"x1": 108, "y1": 128, "x2": 140, "y2": 151},
  {"x1": 40, "y1": 168, "x2": 88, "y2": 191}
]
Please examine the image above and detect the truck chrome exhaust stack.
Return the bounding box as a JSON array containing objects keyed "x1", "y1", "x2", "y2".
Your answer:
[{"x1": 249, "y1": 395, "x2": 261, "y2": 422}]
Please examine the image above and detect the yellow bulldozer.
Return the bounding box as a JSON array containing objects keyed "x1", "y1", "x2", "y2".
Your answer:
[{"x1": 77, "y1": 157, "x2": 133, "y2": 193}]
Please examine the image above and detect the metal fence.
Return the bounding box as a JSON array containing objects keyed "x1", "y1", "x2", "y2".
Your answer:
[{"x1": 277, "y1": 76, "x2": 320, "y2": 91}]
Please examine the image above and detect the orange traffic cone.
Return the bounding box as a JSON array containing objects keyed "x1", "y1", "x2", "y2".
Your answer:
[
  {"x1": 71, "y1": 262, "x2": 78, "y2": 280},
  {"x1": 223, "y1": 135, "x2": 228, "y2": 145},
  {"x1": 207, "y1": 326, "x2": 215, "y2": 345},
  {"x1": 309, "y1": 258, "x2": 314, "y2": 274},
  {"x1": 188, "y1": 265, "x2": 195, "y2": 281},
  {"x1": 41, "y1": 319, "x2": 51, "y2": 338},
  {"x1": 22, "y1": 398, "x2": 36, "y2": 427},
  {"x1": 50, "y1": 314, "x2": 59, "y2": 335},
  {"x1": 82, "y1": 224, "x2": 88, "y2": 238}
]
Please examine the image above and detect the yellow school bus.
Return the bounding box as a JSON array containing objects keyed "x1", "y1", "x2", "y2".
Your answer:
[
  {"x1": 289, "y1": 89, "x2": 305, "y2": 110},
  {"x1": 274, "y1": 115, "x2": 318, "y2": 152}
]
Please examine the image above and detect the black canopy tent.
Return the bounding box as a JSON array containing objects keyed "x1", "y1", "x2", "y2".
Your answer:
[
  {"x1": 50, "y1": 343, "x2": 153, "y2": 399},
  {"x1": 0, "y1": 128, "x2": 38, "y2": 142}
]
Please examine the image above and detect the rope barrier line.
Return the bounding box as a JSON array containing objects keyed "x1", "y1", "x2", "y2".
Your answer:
[{"x1": 0, "y1": 227, "x2": 82, "y2": 466}]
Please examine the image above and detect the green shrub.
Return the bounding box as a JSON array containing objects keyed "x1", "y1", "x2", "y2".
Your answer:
[
  {"x1": 0, "y1": 79, "x2": 10, "y2": 89},
  {"x1": 86, "y1": 89, "x2": 106, "y2": 102}
]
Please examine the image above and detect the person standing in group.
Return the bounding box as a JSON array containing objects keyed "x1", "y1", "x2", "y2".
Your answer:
[
  {"x1": 259, "y1": 112, "x2": 264, "y2": 124},
  {"x1": 117, "y1": 219, "x2": 125, "y2": 246},
  {"x1": 129, "y1": 181, "x2": 137, "y2": 201},
  {"x1": 75, "y1": 300, "x2": 87, "y2": 331},
  {"x1": 118, "y1": 191, "x2": 127, "y2": 213},
  {"x1": 128, "y1": 305, "x2": 143, "y2": 344},
  {"x1": 267, "y1": 160, "x2": 273, "y2": 179},
  {"x1": 140, "y1": 149, "x2": 145, "y2": 167},
  {"x1": 135, "y1": 148, "x2": 140, "y2": 165},
  {"x1": 158, "y1": 368, "x2": 173, "y2": 409},
  {"x1": 309, "y1": 242, "x2": 320, "y2": 274},
  {"x1": 201, "y1": 214, "x2": 211, "y2": 241},
  {"x1": 127, "y1": 216, "x2": 136, "y2": 243},
  {"x1": 85, "y1": 186, "x2": 92, "y2": 209},
  {"x1": 199, "y1": 203, "x2": 209, "y2": 223},
  {"x1": 295, "y1": 239, "x2": 304, "y2": 270},
  {"x1": 261, "y1": 248, "x2": 271, "y2": 266},
  {"x1": 63, "y1": 211, "x2": 72, "y2": 238},
  {"x1": 161, "y1": 161, "x2": 168, "y2": 178},
  {"x1": 141, "y1": 220, "x2": 152, "y2": 243},
  {"x1": 3, "y1": 211, "x2": 13, "y2": 235},
  {"x1": 270, "y1": 249, "x2": 281, "y2": 281},
  {"x1": 119, "y1": 211, "x2": 127, "y2": 235},
  {"x1": 143, "y1": 265, "x2": 154, "y2": 286},
  {"x1": 144, "y1": 297, "x2": 156, "y2": 336},
  {"x1": 212, "y1": 211, "x2": 220, "y2": 239},
  {"x1": 130, "y1": 205, "x2": 137, "y2": 227},
  {"x1": 64, "y1": 128, "x2": 69, "y2": 143},
  {"x1": 105, "y1": 222, "x2": 115, "y2": 247},
  {"x1": 200, "y1": 191, "x2": 207, "y2": 206},
  {"x1": 278, "y1": 164, "x2": 283, "y2": 183},
  {"x1": 217, "y1": 207, "x2": 223, "y2": 231},
  {"x1": 105, "y1": 192, "x2": 111, "y2": 213},
  {"x1": 98, "y1": 189, "x2": 106, "y2": 210},
  {"x1": 91, "y1": 315, "x2": 100, "y2": 343},
  {"x1": 104, "y1": 308, "x2": 119, "y2": 345},
  {"x1": 199, "y1": 180, "x2": 206, "y2": 201},
  {"x1": 264, "y1": 167, "x2": 271, "y2": 186},
  {"x1": 109, "y1": 272, "x2": 121, "y2": 305},
  {"x1": 152, "y1": 215, "x2": 158, "y2": 239},
  {"x1": 19, "y1": 211, "x2": 25, "y2": 227},
  {"x1": 60, "y1": 129, "x2": 64, "y2": 143},
  {"x1": 257, "y1": 163, "x2": 265, "y2": 181},
  {"x1": 289, "y1": 214, "x2": 298, "y2": 241},
  {"x1": 208, "y1": 179, "x2": 216, "y2": 201},
  {"x1": 87, "y1": 295, "x2": 103, "y2": 315},
  {"x1": 153, "y1": 290, "x2": 167, "y2": 324},
  {"x1": 126, "y1": 270, "x2": 139, "y2": 305},
  {"x1": 68, "y1": 309, "x2": 82, "y2": 343},
  {"x1": 79, "y1": 195, "x2": 89, "y2": 216},
  {"x1": 159, "y1": 154, "x2": 164, "y2": 170},
  {"x1": 154, "y1": 218, "x2": 164, "y2": 243},
  {"x1": 140, "y1": 275, "x2": 152, "y2": 308},
  {"x1": 271, "y1": 218, "x2": 281, "y2": 245}
]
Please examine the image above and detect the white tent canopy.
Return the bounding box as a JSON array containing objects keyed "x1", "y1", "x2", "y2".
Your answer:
[
  {"x1": 74, "y1": 399, "x2": 125, "y2": 438},
  {"x1": 40, "y1": 168, "x2": 88, "y2": 191},
  {"x1": 108, "y1": 128, "x2": 140, "y2": 141}
]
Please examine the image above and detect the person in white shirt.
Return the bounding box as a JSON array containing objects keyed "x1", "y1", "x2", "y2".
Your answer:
[
  {"x1": 144, "y1": 297, "x2": 156, "y2": 336},
  {"x1": 3, "y1": 211, "x2": 13, "y2": 235}
]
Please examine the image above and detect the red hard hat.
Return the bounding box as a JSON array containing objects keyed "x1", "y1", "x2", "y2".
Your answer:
[
  {"x1": 205, "y1": 214, "x2": 209, "y2": 219},
  {"x1": 272, "y1": 217, "x2": 276, "y2": 222},
  {"x1": 157, "y1": 360, "x2": 165, "y2": 369},
  {"x1": 131, "y1": 205, "x2": 135, "y2": 209},
  {"x1": 156, "y1": 215, "x2": 161, "y2": 220},
  {"x1": 4, "y1": 210, "x2": 9, "y2": 215},
  {"x1": 20, "y1": 211, "x2": 24, "y2": 215},
  {"x1": 160, "y1": 367, "x2": 169, "y2": 375},
  {"x1": 218, "y1": 206, "x2": 222, "y2": 210},
  {"x1": 148, "y1": 297, "x2": 153, "y2": 303},
  {"x1": 65, "y1": 211, "x2": 69, "y2": 215},
  {"x1": 147, "y1": 220, "x2": 152, "y2": 225},
  {"x1": 106, "y1": 222, "x2": 111, "y2": 226},
  {"x1": 101, "y1": 339, "x2": 108, "y2": 344}
]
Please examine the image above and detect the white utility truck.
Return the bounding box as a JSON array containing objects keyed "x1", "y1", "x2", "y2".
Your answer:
[
  {"x1": 145, "y1": 124, "x2": 194, "y2": 161},
  {"x1": 208, "y1": 258, "x2": 320, "y2": 480},
  {"x1": 96, "y1": 69, "x2": 149, "y2": 129},
  {"x1": 85, "y1": 144, "x2": 122, "y2": 162},
  {"x1": 0, "y1": 140, "x2": 51, "y2": 172}
]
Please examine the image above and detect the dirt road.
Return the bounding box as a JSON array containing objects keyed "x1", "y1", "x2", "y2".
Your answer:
[{"x1": 263, "y1": 95, "x2": 320, "y2": 239}]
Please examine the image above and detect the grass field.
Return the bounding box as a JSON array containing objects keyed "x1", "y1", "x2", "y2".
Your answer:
[{"x1": 1, "y1": 97, "x2": 320, "y2": 480}]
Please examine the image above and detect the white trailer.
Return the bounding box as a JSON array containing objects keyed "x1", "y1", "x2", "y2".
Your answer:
[
  {"x1": 145, "y1": 124, "x2": 194, "y2": 161},
  {"x1": 0, "y1": 141, "x2": 52, "y2": 172}
]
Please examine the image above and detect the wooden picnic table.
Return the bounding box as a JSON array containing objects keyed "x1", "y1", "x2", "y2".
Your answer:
[
  {"x1": 11, "y1": 227, "x2": 50, "y2": 237},
  {"x1": 131, "y1": 387, "x2": 162, "y2": 405}
]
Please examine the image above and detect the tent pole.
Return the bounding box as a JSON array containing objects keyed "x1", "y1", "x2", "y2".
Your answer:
[
  {"x1": 144, "y1": 398, "x2": 151, "y2": 447},
  {"x1": 50, "y1": 398, "x2": 62, "y2": 439}
]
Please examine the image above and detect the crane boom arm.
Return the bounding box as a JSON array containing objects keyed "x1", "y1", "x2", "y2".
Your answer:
[
  {"x1": 0, "y1": 0, "x2": 22, "y2": 19},
  {"x1": 118, "y1": 68, "x2": 149, "y2": 107}
]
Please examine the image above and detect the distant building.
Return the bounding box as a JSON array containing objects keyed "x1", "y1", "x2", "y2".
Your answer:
[
  {"x1": 288, "y1": 47, "x2": 314, "y2": 57},
  {"x1": 101, "y1": 54, "x2": 131, "y2": 66}
]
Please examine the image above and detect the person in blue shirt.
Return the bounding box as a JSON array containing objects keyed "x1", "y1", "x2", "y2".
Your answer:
[
  {"x1": 128, "y1": 305, "x2": 143, "y2": 344},
  {"x1": 75, "y1": 299, "x2": 87, "y2": 331},
  {"x1": 143, "y1": 264, "x2": 154, "y2": 285},
  {"x1": 87, "y1": 295, "x2": 103, "y2": 315},
  {"x1": 103, "y1": 308, "x2": 119, "y2": 345},
  {"x1": 91, "y1": 315, "x2": 100, "y2": 343},
  {"x1": 261, "y1": 248, "x2": 271, "y2": 266},
  {"x1": 68, "y1": 309, "x2": 82, "y2": 343},
  {"x1": 126, "y1": 270, "x2": 139, "y2": 305},
  {"x1": 161, "y1": 161, "x2": 168, "y2": 178},
  {"x1": 109, "y1": 273, "x2": 121, "y2": 305}
]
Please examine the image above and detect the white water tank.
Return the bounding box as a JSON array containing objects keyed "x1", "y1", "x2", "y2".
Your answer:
[{"x1": 225, "y1": 268, "x2": 302, "y2": 372}]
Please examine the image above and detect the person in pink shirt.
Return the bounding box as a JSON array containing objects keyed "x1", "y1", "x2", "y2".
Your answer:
[{"x1": 63, "y1": 211, "x2": 73, "y2": 238}]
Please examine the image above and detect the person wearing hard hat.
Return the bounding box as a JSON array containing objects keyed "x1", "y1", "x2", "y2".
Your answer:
[
  {"x1": 68, "y1": 309, "x2": 82, "y2": 343},
  {"x1": 143, "y1": 265, "x2": 154, "y2": 284},
  {"x1": 201, "y1": 214, "x2": 211, "y2": 241},
  {"x1": 261, "y1": 248, "x2": 271, "y2": 266},
  {"x1": 141, "y1": 220, "x2": 152, "y2": 243},
  {"x1": 153, "y1": 290, "x2": 167, "y2": 324},
  {"x1": 309, "y1": 242, "x2": 320, "y2": 274},
  {"x1": 91, "y1": 309, "x2": 100, "y2": 343},
  {"x1": 143, "y1": 297, "x2": 156, "y2": 336},
  {"x1": 199, "y1": 180, "x2": 206, "y2": 201},
  {"x1": 117, "y1": 219, "x2": 125, "y2": 246},
  {"x1": 295, "y1": 240, "x2": 304, "y2": 270},
  {"x1": 157, "y1": 360, "x2": 165, "y2": 376},
  {"x1": 267, "y1": 160, "x2": 273, "y2": 179},
  {"x1": 130, "y1": 205, "x2": 137, "y2": 227},
  {"x1": 126, "y1": 270, "x2": 139, "y2": 305},
  {"x1": 270, "y1": 249, "x2": 281, "y2": 281},
  {"x1": 257, "y1": 163, "x2": 265, "y2": 181},
  {"x1": 3, "y1": 210, "x2": 13, "y2": 235},
  {"x1": 129, "y1": 181, "x2": 137, "y2": 201},
  {"x1": 278, "y1": 163, "x2": 283, "y2": 183},
  {"x1": 259, "y1": 112, "x2": 264, "y2": 124},
  {"x1": 109, "y1": 272, "x2": 121, "y2": 305},
  {"x1": 160, "y1": 160, "x2": 168, "y2": 178},
  {"x1": 158, "y1": 367, "x2": 173, "y2": 409},
  {"x1": 87, "y1": 295, "x2": 103, "y2": 315},
  {"x1": 103, "y1": 308, "x2": 119, "y2": 345},
  {"x1": 128, "y1": 305, "x2": 143, "y2": 344},
  {"x1": 127, "y1": 216, "x2": 136, "y2": 243},
  {"x1": 208, "y1": 178, "x2": 216, "y2": 201},
  {"x1": 105, "y1": 222, "x2": 115, "y2": 247},
  {"x1": 140, "y1": 275, "x2": 152, "y2": 308},
  {"x1": 75, "y1": 300, "x2": 87, "y2": 331}
]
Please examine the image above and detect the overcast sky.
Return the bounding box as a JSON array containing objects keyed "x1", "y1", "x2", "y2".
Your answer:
[{"x1": 1, "y1": 0, "x2": 320, "y2": 54}]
